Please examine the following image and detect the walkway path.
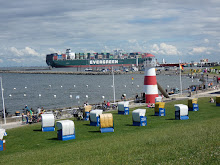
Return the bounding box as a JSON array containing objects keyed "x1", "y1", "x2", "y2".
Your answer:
[
  {"x1": 0, "y1": 121, "x2": 24, "y2": 130},
  {"x1": 193, "y1": 88, "x2": 220, "y2": 97}
]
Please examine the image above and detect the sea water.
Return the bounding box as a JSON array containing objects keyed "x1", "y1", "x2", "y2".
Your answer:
[{"x1": 0, "y1": 72, "x2": 200, "y2": 114}]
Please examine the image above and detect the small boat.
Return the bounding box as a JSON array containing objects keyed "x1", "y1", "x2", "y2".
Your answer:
[{"x1": 84, "y1": 68, "x2": 93, "y2": 72}]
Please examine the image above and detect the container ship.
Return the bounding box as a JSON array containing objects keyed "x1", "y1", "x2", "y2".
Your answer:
[{"x1": 46, "y1": 49, "x2": 150, "y2": 68}]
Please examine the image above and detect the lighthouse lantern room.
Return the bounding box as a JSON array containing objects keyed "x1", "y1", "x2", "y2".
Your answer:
[{"x1": 143, "y1": 54, "x2": 159, "y2": 103}]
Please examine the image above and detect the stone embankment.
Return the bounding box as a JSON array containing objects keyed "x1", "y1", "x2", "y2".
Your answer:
[
  {"x1": 0, "y1": 70, "x2": 144, "y2": 75},
  {"x1": 0, "y1": 69, "x2": 201, "y2": 76},
  {"x1": 0, "y1": 68, "x2": 219, "y2": 77}
]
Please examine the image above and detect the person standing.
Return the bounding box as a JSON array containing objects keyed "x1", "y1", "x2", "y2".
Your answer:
[
  {"x1": 107, "y1": 101, "x2": 110, "y2": 109},
  {"x1": 121, "y1": 94, "x2": 124, "y2": 101},
  {"x1": 28, "y1": 109, "x2": 33, "y2": 123},
  {"x1": 135, "y1": 93, "x2": 139, "y2": 102},
  {"x1": 37, "y1": 107, "x2": 41, "y2": 115},
  {"x1": 24, "y1": 105, "x2": 30, "y2": 115}
]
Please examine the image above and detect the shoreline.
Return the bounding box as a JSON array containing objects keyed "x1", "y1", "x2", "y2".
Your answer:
[
  {"x1": 0, "y1": 70, "x2": 144, "y2": 75},
  {"x1": 0, "y1": 69, "x2": 219, "y2": 78}
]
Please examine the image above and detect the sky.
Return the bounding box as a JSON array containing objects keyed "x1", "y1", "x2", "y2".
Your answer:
[{"x1": 0, "y1": 0, "x2": 220, "y2": 67}]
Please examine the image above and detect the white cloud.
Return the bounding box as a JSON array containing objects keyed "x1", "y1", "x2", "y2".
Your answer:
[
  {"x1": 0, "y1": 46, "x2": 45, "y2": 66},
  {"x1": 152, "y1": 44, "x2": 160, "y2": 52},
  {"x1": 101, "y1": 46, "x2": 111, "y2": 52},
  {"x1": 8, "y1": 47, "x2": 42, "y2": 57},
  {"x1": 190, "y1": 47, "x2": 214, "y2": 55},
  {"x1": 204, "y1": 39, "x2": 209, "y2": 43},
  {"x1": 48, "y1": 48, "x2": 56, "y2": 52},
  {"x1": 191, "y1": 47, "x2": 208, "y2": 53},
  {"x1": 150, "y1": 43, "x2": 180, "y2": 55},
  {"x1": 48, "y1": 48, "x2": 61, "y2": 54},
  {"x1": 0, "y1": 1, "x2": 220, "y2": 65},
  {"x1": 23, "y1": 47, "x2": 39, "y2": 56},
  {"x1": 10, "y1": 47, "x2": 23, "y2": 57},
  {"x1": 11, "y1": 58, "x2": 24, "y2": 63},
  {"x1": 128, "y1": 39, "x2": 137, "y2": 43}
]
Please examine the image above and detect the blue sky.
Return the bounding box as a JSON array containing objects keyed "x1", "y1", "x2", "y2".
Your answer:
[{"x1": 0, "y1": 0, "x2": 220, "y2": 66}]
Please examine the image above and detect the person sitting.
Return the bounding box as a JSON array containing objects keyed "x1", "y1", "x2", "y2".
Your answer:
[
  {"x1": 101, "y1": 101, "x2": 107, "y2": 110},
  {"x1": 135, "y1": 94, "x2": 139, "y2": 101},
  {"x1": 147, "y1": 103, "x2": 151, "y2": 108},
  {"x1": 210, "y1": 98, "x2": 214, "y2": 103}
]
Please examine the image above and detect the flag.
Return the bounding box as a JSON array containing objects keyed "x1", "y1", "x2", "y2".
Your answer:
[{"x1": 180, "y1": 64, "x2": 184, "y2": 70}]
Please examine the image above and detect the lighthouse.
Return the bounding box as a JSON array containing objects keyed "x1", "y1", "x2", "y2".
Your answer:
[{"x1": 143, "y1": 54, "x2": 158, "y2": 103}]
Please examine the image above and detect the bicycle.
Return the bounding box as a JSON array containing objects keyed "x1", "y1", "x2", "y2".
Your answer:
[{"x1": 54, "y1": 110, "x2": 62, "y2": 119}]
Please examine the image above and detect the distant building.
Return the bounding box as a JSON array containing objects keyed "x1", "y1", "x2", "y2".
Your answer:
[
  {"x1": 113, "y1": 49, "x2": 125, "y2": 57},
  {"x1": 200, "y1": 59, "x2": 208, "y2": 62}
]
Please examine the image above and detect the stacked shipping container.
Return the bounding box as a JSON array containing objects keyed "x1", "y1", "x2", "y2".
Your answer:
[{"x1": 49, "y1": 50, "x2": 150, "y2": 61}]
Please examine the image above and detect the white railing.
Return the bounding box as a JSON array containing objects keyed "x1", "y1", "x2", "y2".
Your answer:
[{"x1": 144, "y1": 60, "x2": 156, "y2": 67}]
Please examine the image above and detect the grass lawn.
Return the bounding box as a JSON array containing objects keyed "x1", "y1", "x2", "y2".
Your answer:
[
  {"x1": 212, "y1": 66, "x2": 220, "y2": 70},
  {"x1": 0, "y1": 97, "x2": 219, "y2": 164}
]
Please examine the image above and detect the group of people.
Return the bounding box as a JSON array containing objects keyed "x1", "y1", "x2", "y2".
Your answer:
[
  {"x1": 83, "y1": 101, "x2": 111, "y2": 111},
  {"x1": 165, "y1": 88, "x2": 179, "y2": 95},
  {"x1": 147, "y1": 103, "x2": 155, "y2": 108},
  {"x1": 135, "y1": 93, "x2": 146, "y2": 103},
  {"x1": 23, "y1": 105, "x2": 45, "y2": 124},
  {"x1": 102, "y1": 101, "x2": 111, "y2": 110}
]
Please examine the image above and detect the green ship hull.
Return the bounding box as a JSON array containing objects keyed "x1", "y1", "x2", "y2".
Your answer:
[{"x1": 46, "y1": 55, "x2": 145, "y2": 68}]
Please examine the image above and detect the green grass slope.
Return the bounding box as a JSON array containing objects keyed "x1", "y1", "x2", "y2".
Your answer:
[
  {"x1": 212, "y1": 66, "x2": 220, "y2": 70},
  {"x1": 0, "y1": 97, "x2": 219, "y2": 164}
]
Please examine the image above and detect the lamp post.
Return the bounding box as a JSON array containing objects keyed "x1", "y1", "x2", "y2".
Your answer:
[
  {"x1": 131, "y1": 77, "x2": 134, "y2": 95},
  {"x1": 179, "y1": 63, "x2": 183, "y2": 95},
  {"x1": 112, "y1": 67, "x2": 116, "y2": 103},
  {"x1": 0, "y1": 77, "x2": 6, "y2": 124}
]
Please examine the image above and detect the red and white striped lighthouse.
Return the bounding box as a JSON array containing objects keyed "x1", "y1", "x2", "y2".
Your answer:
[{"x1": 143, "y1": 54, "x2": 158, "y2": 103}]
